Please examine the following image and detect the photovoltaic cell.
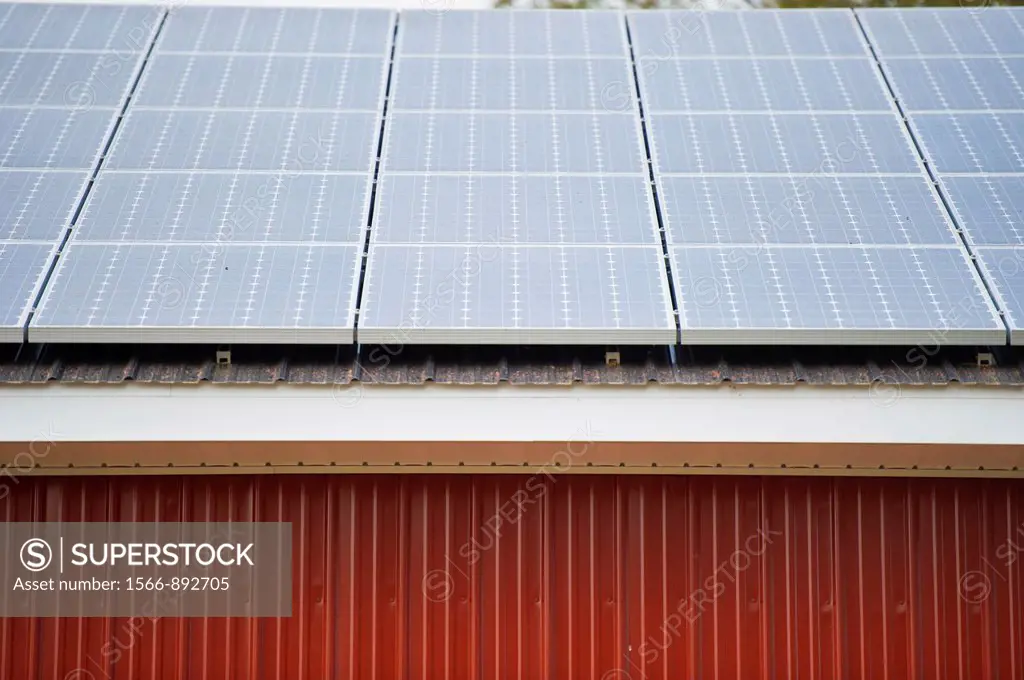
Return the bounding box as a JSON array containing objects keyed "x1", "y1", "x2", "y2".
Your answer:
[
  {"x1": 867, "y1": 8, "x2": 1024, "y2": 342},
  {"x1": 361, "y1": 11, "x2": 675, "y2": 345},
  {"x1": 627, "y1": 9, "x2": 1008, "y2": 346},
  {"x1": 671, "y1": 245, "x2": 1004, "y2": 345},
  {"x1": 637, "y1": 58, "x2": 891, "y2": 113},
  {"x1": 397, "y1": 10, "x2": 627, "y2": 57},
  {"x1": 359, "y1": 245, "x2": 675, "y2": 344},
  {"x1": 372, "y1": 175, "x2": 657, "y2": 245},
  {"x1": 648, "y1": 113, "x2": 919, "y2": 174},
  {"x1": 974, "y1": 247, "x2": 1024, "y2": 344},
  {"x1": 658, "y1": 176, "x2": 958, "y2": 246},
  {"x1": 392, "y1": 57, "x2": 635, "y2": 112},
  {"x1": 0, "y1": 3, "x2": 162, "y2": 51},
  {"x1": 156, "y1": 7, "x2": 395, "y2": 55},
  {"x1": 0, "y1": 242, "x2": 53, "y2": 342},
  {"x1": 1, "y1": 170, "x2": 88, "y2": 241},
  {"x1": 384, "y1": 112, "x2": 645, "y2": 174},
  {"x1": 28, "y1": 6, "x2": 395, "y2": 344},
  {"x1": 74, "y1": 173, "x2": 370, "y2": 244},
  {"x1": 0, "y1": 51, "x2": 138, "y2": 108},
  {"x1": 105, "y1": 109, "x2": 380, "y2": 173},
  {"x1": 0, "y1": 108, "x2": 116, "y2": 169},
  {"x1": 133, "y1": 54, "x2": 387, "y2": 110},
  {"x1": 0, "y1": 3, "x2": 173, "y2": 344},
  {"x1": 856, "y1": 8, "x2": 1024, "y2": 57},
  {"x1": 31, "y1": 244, "x2": 361, "y2": 344},
  {"x1": 627, "y1": 10, "x2": 868, "y2": 58},
  {"x1": 883, "y1": 57, "x2": 1024, "y2": 111},
  {"x1": 941, "y1": 176, "x2": 1024, "y2": 247},
  {"x1": 910, "y1": 113, "x2": 1024, "y2": 174}
]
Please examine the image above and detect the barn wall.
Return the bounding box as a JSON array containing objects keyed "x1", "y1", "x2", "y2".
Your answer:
[{"x1": 1, "y1": 474, "x2": 1021, "y2": 680}]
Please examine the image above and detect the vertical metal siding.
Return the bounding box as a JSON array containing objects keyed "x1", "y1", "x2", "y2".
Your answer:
[{"x1": 1, "y1": 475, "x2": 1021, "y2": 680}]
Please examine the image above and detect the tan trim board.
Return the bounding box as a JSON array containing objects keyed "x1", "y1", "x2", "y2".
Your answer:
[{"x1": 1, "y1": 441, "x2": 1021, "y2": 476}]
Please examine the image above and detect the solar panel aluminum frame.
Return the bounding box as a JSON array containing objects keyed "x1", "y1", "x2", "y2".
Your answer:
[
  {"x1": 676, "y1": 326, "x2": 1006, "y2": 346},
  {"x1": 29, "y1": 242, "x2": 362, "y2": 345},
  {"x1": 357, "y1": 327, "x2": 675, "y2": 346},
  {"x1": 671, "y1": 244, "x2": 1006, "y2": 346},
  {"x1": 357, "y1": 244, "x2": 678, "y2": 346},
  {"x1": 0, "y1": 242, "x2": 57, "y2": 343},
  {"x1": 973, "y1": 247, "x2": 1024, "y2": 346},
  {"x1": 30, "y1": 323, "x2": 356, "y2": 345}
]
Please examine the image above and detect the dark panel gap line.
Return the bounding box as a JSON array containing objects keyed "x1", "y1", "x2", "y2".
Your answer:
[
  {"x1": 20, "y1": 9, "x2": 171, "y2": 345},
  {"x1": 852, "y1": 8, "x2": 1010, "y2": 347},
  {"x1": 352, "y1": 13, "x2": 400, "y2": 347},
  {"x1": 623, "y1": 15, "x2": 683, "y2": 346}
]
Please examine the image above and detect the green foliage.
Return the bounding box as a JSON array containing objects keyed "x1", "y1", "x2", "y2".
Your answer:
[{"x1": 494, "y1": 0, "x2": 1021, "y2": 7}]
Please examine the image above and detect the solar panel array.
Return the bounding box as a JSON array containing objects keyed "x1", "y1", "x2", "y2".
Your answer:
[
  {"x1": 630, "y1": 8, "x2": 1003, "y2": 345},
  {"x1": 2, "y1": 5, "x2": 1022, "y2": 347},
  {"x1": 861, "y1": 7, "x2": 1024, "y2": 344},
  {"x1": 31, "y1": 6, "x2": 395, "y2": 343},
  {"x1": 358, "y1": 10, "x2": 675, "y2": 345},
  {"x1": 0, "y1": 3, "x2": 160, "y2": 341}
]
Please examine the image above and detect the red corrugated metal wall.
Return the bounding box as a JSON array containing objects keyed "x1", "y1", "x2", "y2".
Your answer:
[{"x1": 2, "y1": 474, "x2": 1022, "y2": 680}]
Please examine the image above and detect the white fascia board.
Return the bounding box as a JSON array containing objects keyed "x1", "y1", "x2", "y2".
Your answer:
[{"x1": 0, "y1": 383, "x2": 1022, "y2": 445}]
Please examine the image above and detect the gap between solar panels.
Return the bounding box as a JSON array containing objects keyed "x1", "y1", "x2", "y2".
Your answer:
[{"x1": 2, "y1": 5, "x2": 1021, "y2": 348}]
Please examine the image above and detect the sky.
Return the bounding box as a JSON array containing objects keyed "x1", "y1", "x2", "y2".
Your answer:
[{"x1": 13, "y1": 0, "x2": 496, "y2": 6}]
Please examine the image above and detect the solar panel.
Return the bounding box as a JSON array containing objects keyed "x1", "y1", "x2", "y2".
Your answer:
[
  {"x1": 0, "y1": 242, "x2": 54, "y2": 342},
  {"x1": 910, "y1": 113, "x2": 1024, "y2": 174},
  {"x1": 882, "y1": 57, "x2": 1024, "y2": 112},
  {"x1": 31, "y1": 8, "x2": 396, "y2": 343},
  {"x1": 658, "y1": 176, "x2": 959, "y2": 246},
  {"x1": 940, "y1": 176, "x2": 1024, "y2": 247},
  {"x1": 0, "y1": 3, "x2": 163, "y2": 343},
  {"x1": 7, "y1": 6, "x2": 1020, "y2": 349},
  {"x1": 974, "y1": 247, "x2": 1024, "y2": 344},
  {"x1": 627, "y1": 10, "x2": 868, "y2": 58},
  {"x1": 636, "y1": 58, "x2": 891, "y2": 113},
  {"x1": 372, "y1": 174, "x2": 658, "y2": 245},
  {"x1": 629, "y1": 9, "x2": 1001, "y2": 345},
  {"x1": 648, "y1": 113, "x2": 919, "y2": 174},
  {"x1": 0, "y1": 52, "x2": 139, "y2": 107},
  {"x1": 857, "y1": 8, "x2": 1024, "y2": 345},
  {"x1": 155, "y1": 7, "x2": 394, "y2": 55},
  {"x1": 73, "y1": 173, "x2": 369, "y2": 244},
  {"x1": 359, "y1": 245, "x2": 674, "y2": 345},
  {"x1": 31, "y1": 244, "x2": 361, "y2": 343},
  {"x1": 105, "y1": 110, "x2": 380, "y2": 173},
  {"x1": 392, "y1": 57, "x2": 635, "y2": 112},
  {"x1": 0, "y1": 4, "x2": 162, "y2": 51},
  {"x1": 857, "y1": 8, "x2": 1024, "y2": 58},
  {"x1": 671, "y1": 245, "x2": 1004, "y2": 345},
  {"x1": 1, "y1": 170, "x2": 88, "y2": 241},
  {"x1": 133, "y1": 54, "x2": 387, "y2": 110},
  {"x1": 384, "y1": 112, "x2": 644, "y2": 174},
  {"x1": 361, "y1": 9, "x2": 673, "y2": 345},
  {"x1": 397, "y1": 10, "x2": 628, "y2": 57},
  {"x1": 0, "y1": 108, "x2": 117, "y2": 169}
]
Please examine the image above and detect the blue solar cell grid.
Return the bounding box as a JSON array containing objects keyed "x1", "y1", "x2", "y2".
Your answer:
[
  {"x1": 1, "y1": 2, "x2": 163, "y2": 343},
  {"x1": 31, "y1": 7, "x2": 396, "y2": 343},
  {"x1": 4, "y1": 6, "x2": 1021, "y2": 348},
  {"x1": 363, "y1": 10, "x2": 675, "y2": 345}
]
